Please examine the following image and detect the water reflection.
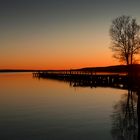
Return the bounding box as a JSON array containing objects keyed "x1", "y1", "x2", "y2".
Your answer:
[
  {"x1": 35, "y1": 73, "x2": 140, "y2": 140},
  {"x1": 137, "y1": 90, "x2": 140, "y2": 140},
  {"x1": 111, "y1": 89, "x2": 139, "y2": 140},
  {"x1": 1, "y1": 73, "x2": 140, "y2": 140}
]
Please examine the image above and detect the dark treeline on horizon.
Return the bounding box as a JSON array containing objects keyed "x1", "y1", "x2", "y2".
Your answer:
[
  {"x1": 0, "y1": 69, "x2": 39, "y2": 73},
  {"x1": 1, "y1": 64, "x2": 140, "y2": 73}
]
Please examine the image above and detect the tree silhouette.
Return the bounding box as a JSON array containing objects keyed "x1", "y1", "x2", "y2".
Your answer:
[{"x1": 110, "y1": 15, "x2": 140, "y2": 65}]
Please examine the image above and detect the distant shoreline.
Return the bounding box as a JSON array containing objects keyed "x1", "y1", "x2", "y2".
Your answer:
[
  {"x1": 0, "y1": 70, "x2": 38, "y2": 73},
  {"x1": 1, "y1": 64, "x2": 140, "y2": 73}
]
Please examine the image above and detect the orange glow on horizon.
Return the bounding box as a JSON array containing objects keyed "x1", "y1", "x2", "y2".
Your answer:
[
  {"x1": 0, "y1": 25, "x2": 122, "y2": 70},
  {"x1": 0, "y1": 57, "x2": 119, "y2": 70}
]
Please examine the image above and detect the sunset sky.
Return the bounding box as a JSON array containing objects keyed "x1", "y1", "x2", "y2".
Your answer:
[{"x1": 0, "y1": 0, "x2": 140, "y2": 70}]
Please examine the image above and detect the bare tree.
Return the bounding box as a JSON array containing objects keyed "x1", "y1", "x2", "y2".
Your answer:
[{"x1": 110, "y1": 15, "x2": 140, "y2": 65}]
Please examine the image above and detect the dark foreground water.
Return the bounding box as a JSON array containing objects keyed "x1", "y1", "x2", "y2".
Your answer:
[{"x1": 0, "y1": 73, "x2": 138, "y2": 140}]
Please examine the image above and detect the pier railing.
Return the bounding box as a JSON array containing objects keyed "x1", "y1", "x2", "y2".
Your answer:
[{"x1": 32, "y1": 70, "x2": 132, "y2": 89}]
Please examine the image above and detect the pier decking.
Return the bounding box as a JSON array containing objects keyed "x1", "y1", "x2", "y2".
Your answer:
[{"x1": 33, "y1": 70, "x2": 130, "y2": 88}]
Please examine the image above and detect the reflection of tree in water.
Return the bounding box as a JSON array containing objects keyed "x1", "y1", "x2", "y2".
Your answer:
[{"x1": 111, "y1": 90, "x2": 138, "y2": 140}]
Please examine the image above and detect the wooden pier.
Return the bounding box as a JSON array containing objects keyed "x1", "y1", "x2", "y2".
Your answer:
[{"x1": 33, "y1": 70, "x2": 130, "y2": 88}]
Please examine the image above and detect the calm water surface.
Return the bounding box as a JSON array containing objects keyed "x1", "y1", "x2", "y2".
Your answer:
[{"x1": 0, "y1": 73, "x2": 138, "y2": 140}]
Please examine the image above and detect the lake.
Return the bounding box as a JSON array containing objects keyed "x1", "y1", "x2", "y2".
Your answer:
[{"x1": 0, "y1": 73, "x2": 138, "y2": 140}]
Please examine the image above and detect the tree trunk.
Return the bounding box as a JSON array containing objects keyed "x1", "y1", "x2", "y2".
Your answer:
[{"x1": 131, "y1": 54, "x2": 133, "y2": 65}]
